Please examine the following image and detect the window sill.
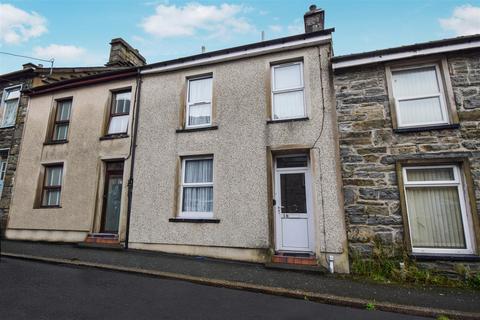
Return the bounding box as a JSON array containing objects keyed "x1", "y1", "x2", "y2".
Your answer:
[
  {"x1": 100, "y1": 134, "x2": 129, "y2": 141},
  {"x1": 36, "y1": 205, "x2": 62, "y2": 209},
  {"x1": 410, "y1": 253, "x2": 480, "y2": 262},
  {"x1": 169, "y1": 218, "x2": 220, "y2": 223},
  {"x1": 394, "y1": 123, "x2": 459, "y2": 133},
  {"x1": 176, "y1": 125, "x2": 218, "y2": 133},
  {"x1": 44, "y1": 140, "x2": 68, "y2": 145},
  {"x1": 0, "y1": 125, "x2": 15, "y2": 129},
  {"x1": 267, "y1": 117, "x2": 309, "y2": 124}
]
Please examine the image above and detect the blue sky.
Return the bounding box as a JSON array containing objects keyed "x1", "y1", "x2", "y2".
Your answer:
[{"x1": 1, "y1": 0, "x2": 479, "y2": 73}]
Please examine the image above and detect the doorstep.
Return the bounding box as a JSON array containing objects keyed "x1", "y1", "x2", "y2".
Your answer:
[
  {"x1": 77, "y1": 233, "x2": 123, "y2": 250},
  {"x1": 266, "y1": 252, "x2": 326, "y2": 273}
]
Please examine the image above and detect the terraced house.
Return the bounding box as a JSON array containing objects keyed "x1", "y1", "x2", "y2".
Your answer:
[
  {"x1": 0, "y1": 61, "x2": 129, "y2": 237},
  {"x1": 5, "y1": 39, "x2": 145, "y2": 244},
  {"x1": 332, "y1": 35, "x2": 480, "y2": 274},
  {"x1": 128, "y1": 6, "x2": 349, "y2": 272}
]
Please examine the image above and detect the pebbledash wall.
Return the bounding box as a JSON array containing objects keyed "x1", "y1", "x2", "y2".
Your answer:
[
  {"x1": 333, "y1": 37, "x2": 480, "y2": 274},
  {"x1": 128, "y1": 31, "x2": 350, "y2": 272}
]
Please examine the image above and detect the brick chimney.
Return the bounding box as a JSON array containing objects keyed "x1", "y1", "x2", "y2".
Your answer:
[
  {"x1": 304, "y1": 4, "x2": 325, "y2": 33},
  {"x1": 106, "y1": 38, "x2": 146, "y2": 67}
]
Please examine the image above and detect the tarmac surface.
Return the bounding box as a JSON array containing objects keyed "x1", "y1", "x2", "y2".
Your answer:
[{"x1": 0, "y1": 257, "x2": 430, "y2": 320}]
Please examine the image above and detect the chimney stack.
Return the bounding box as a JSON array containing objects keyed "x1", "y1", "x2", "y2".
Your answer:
[
  {"x1": 304, "y1": 4, "x2": 325, "y2": 33},
  {"x1": 106, "y1": 38, "x2": 146, "y2": 67}
]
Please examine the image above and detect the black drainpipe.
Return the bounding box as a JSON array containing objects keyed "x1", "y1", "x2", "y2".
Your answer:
[{"x1": 124, "y1": 69, "x2": 142, "y2": 250}]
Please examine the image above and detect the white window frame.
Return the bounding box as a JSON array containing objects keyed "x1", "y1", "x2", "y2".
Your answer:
[
  {"x1": 391, "y1": 63, "x2": 449, "y2": 128},
  {"x1": 0, "y1": 148, "x2": 9, "y2": 198},
  {"x1": 271, "y1": 61, "x2": 306, "y2": 121},
  {"x1": 1, "y1": 85, "x2": 22, "y2": 128},
  {"x1": 402, "y1": 165, "x2": 474, "y2": 255},
  {"x1": 185, "y1": 75, "x2": 212, "y2": 129},
  {"x1": 179, "y1": 156, "x2": 214, "y2": 219}
]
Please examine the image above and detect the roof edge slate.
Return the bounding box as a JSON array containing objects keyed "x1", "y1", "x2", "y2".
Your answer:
[{"x1": 331, "y1": 33, "x2": 480, "y2": 64}]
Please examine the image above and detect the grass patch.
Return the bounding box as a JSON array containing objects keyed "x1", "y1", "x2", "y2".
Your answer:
[{"x1": 350, "y1": 238, "x2": 479, "y2": 290}]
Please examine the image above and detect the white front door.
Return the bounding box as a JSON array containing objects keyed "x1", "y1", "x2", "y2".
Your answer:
[{"x1": 274, "y1": 154, "x2": 314, "y2": 252}]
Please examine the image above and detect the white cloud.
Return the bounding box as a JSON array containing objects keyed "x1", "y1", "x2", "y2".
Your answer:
[
  {"x1": 0, "y1": 3, "x2": 47, "y2": 44},
  {"x1": 33, "y1": 44, "x2": 86, "y2": 61},
  {"x1": 439, "y1": 4, "x2": 480, "y2": 36},
  {"x1": 140, "y1": 3, "x2": 255, "y2": 39}
]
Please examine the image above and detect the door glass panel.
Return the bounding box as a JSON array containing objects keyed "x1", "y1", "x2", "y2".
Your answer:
[
  {"x1": 280, "y1": 172, "x2": 307, "y2": 214},
  {"x1": 104, "y1": 175, "x2": 122, "y2": 233}
]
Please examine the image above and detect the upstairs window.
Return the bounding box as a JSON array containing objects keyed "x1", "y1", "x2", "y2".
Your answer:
[
  {"x1": 108, "y1": 91, "x2": 131, "y2": 135},
  {"x1": 180, "y1": 157, "x2": 213, "y2": 218},
  {"x1": 271, "y1": 62, "x2": 305, "y2": 120},
  {"x1": 186, "y1": 76, "x2": 212, "y2": 128},
  {"x1": 52, "y1": 99, "x2": 72, "y2": 141},
  {"x1": 1, "y1": 86, "x2": 21, "y2": 128},
  {"x1": 42, "y1": 164, "x2": 63, "y2": 207},
  {"x1": 391, "y1": 64, "x2": 449, "y2": 128}
]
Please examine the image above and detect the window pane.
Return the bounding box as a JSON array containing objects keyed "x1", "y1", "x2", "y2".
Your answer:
[
  {"x1": 5, "y1": 88, "x2": 20, "y2": 100},
  {"x1": 57, "y1": 100, "x2": 71, "y2": 121},
  {"x1": 108, "y1": 115, "x2": 129, "y2": 134},
  {"x1": 280, "y1": 173, "x2": 307, "y2": 214},
  {"x1": 53, "y1": 124, "x2": 69, "y2": 141},
  {"x1": 182, "y1": 186, "x2": 213, "y2": 212},
  {"x1": 406, "y1": 186, "x2": 466, "y2": 249},
  {"x1": 184, "y1": 159, "x2": 213, "y2": 183},
  {"x1": 392, "y1": 66, "x2": 440, "y2": 97},
  {"x1": 273, "y1": 90, "x2": 304, "y2": 119},
  {"x1": 2, "y1": 99, "x2": 18, "y2": 127},
  {"x1": 277, "y1": 156, "x2": 308, "y2": 168},
  {"x1": 43, "y1": 190, "x2": 61, "y2": 206},
  {"x1": 188, "y1": 103, "x2": 211, "y2": 126},
  {"x1": 274, "y1": 63, "x2": 302, "y2": 90},
  {"x1": 398, "y1": 96, "x2": 444, "y2": 125},
  {"x1": 114, "y1": 92, "x2": 131, "y2": 114},
  {"x1": 46, "y1": 167, "x2": 62, "y2": 186},
  {"x1": 406, "y1": 168, "x2": 455, "y2": 182},
  {"x1": 188, "y1": 77, "x2": 212, "y2": 103}
]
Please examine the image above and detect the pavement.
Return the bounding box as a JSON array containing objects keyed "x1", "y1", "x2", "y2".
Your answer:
[
  {"x1": 1, "y1": 240, "x2": 479, "y2": 319},
  {"x1": 0, "y1": 257, "x2": 429, "y2": 320}
]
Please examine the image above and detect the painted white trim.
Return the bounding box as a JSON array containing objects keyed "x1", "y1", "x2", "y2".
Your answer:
[
  {"x1": 402, "y1": 165, "x2": 474, "y2": 255},
  {"x1": 271, "y1": 62, "x2": 306, "y2": 121},
  {"x1": 391, "y1": 64, "x2": 450, "y2": 129},
  {"x1": 179, "y1": 156, "x2": 214, "y2": 219},
  {"x1": 274, "y1": 154, "x2": 314, "y2": 253},
  {"x1": 332, "y1": 40, "x2": 480, "y2": 69},
  {"x1": 1, "y1": 84, "x2": 22, "y2": 128},
  {"x1": 142, "y1": 34, "x2": 332, "y2": 75},
  {"x1": 185, "y1": 75, "x2": 213, "y2": 129}
]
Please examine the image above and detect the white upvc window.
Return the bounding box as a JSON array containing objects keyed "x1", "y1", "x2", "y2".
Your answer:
[
  {"x1": 0, "y1": 149, "x2": 8, "y2": 198},
  {"x1": 403, "y1": 165, "x2": 474, "y2": 255},
  {"x1": 391, "y1": 64, "x2": 449, "y2": 128},
  {"x1": 186, "y1": 76, "x2": 212, "y2": 128},
  {"x1": 271, "y1": 61, "x2": 305, "y2": 120},
  {"x1": 108, "y1": 91, "x2": 131, "y2": 135},
  {"x1": 180, "y1": 156, "x2": 213, "y2": 218},
  {"x1": 1, "y1": 85, "x2": 22, "y2": 128}
]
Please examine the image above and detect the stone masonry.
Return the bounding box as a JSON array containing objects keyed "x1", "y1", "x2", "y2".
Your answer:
[{"x1": 334, "y1": 50, "x2": 480, "y2": 273}]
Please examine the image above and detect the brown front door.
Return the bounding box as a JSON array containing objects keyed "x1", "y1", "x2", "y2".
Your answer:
[{"x1": 100, "y1": 161, "x2": 124, "y2": 234}]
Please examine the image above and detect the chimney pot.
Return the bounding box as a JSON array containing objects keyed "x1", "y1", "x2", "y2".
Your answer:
[{"x1": 304, "y1": 4, "x2": 325, "y2": 33}]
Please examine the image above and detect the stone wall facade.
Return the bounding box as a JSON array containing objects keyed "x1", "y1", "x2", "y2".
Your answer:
[
  {"x1": 0, "y1": 77, "x2": 33, "y2": 237},
  {"x1": 334, "y1": 50, "x2": 480, "y2": 273}
]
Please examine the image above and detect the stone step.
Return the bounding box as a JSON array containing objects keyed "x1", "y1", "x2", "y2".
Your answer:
[{"x1": 271, "y1": 253, "x2": 318, "y2": 266}]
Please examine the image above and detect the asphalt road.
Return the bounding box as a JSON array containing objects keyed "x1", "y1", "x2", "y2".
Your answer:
[{"x1": 0, "y1": 258, "x2": 429, "y2": 320}]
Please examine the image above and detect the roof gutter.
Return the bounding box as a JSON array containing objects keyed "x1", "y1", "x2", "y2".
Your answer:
[
  {"x1": 26, "y1": 70, "x2": 138, "y2": 96},
  {"x1": 332, "y1": 39, "x2": 480, "y2": 70},
  {"x1": 142, "y1": 34, "x2": 332, "y2": 75}
]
